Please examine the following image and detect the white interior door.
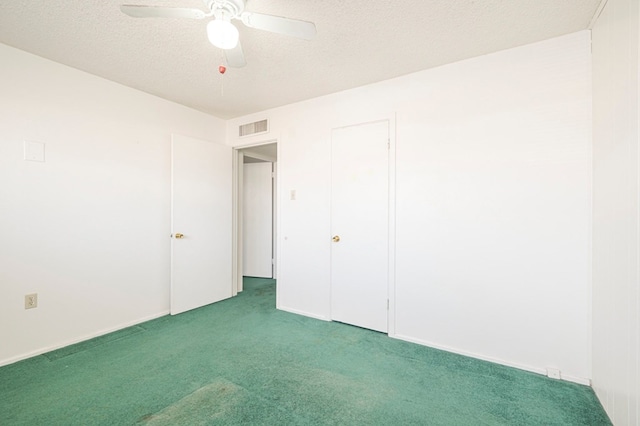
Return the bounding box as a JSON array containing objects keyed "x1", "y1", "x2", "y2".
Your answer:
[
  {"x1": 171, "y1": 134, "x2": 232, "y2": 315},
  {"x1": 242, "y1": 161, "x2": 273, "y2": 278},
  {"x1": 330, "y1": 121, "x2": 389, "y2": 333}
]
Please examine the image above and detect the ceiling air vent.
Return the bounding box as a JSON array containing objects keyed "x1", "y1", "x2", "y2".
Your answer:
[{"x1": 239, "y1": 119, "x2": 269, "y2": 137}]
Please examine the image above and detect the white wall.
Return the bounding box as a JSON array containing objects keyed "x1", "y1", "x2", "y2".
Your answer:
[
  {"x1": 0, "y1": 43, "x2": 225, "y2": 366},
  {"x1": 227, "y1": 31, "x2": 593, "y2": 382},
  {"x1": 592, "y1": 0, "x2": 640, "y2": 423}
]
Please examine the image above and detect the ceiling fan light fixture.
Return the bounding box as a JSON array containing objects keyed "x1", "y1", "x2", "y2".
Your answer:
[{"x1": 207, "y1": 18, "x2": 239, "y2": 49}]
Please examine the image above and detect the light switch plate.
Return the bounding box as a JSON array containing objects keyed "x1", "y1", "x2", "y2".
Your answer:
[{"x1": 24, "y1": 141, "x2": 45, "y2": 162}]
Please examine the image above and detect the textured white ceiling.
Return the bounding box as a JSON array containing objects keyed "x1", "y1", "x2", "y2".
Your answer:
[{"x1": 0, "y1": 0, "x2": 602, "y2": 119}]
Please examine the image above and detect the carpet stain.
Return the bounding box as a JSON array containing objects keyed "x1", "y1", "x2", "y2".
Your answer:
[{"x1": 257, "y1": 364, "x2": 391, "y2": 422}]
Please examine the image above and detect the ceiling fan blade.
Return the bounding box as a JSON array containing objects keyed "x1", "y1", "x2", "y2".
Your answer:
[
  {"x1": 120, "y1": 5, "x2": 206, "y2": 19},
  {"x1": 224, "y1": 40, "x2": 247, "y2": 68},
  {"x1": 240, "y1": 12, "x2": 316, "y2": 40}
]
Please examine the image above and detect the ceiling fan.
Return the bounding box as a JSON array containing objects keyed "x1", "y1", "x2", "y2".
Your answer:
[{"x1": 120, "y1": 0, "x2": 317, "y2": 68}]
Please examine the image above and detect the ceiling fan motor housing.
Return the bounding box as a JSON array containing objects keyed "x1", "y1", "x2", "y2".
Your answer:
[{"x1": 205, "y1": 0, "x2": 245, "y2": 19}]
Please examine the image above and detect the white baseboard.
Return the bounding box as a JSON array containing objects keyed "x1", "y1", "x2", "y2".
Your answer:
[
  {"x1": 0, "y1": 310, "x2": 170, "y2": 368},
  {"x1": 276, "y1": 305, "x2": 330, "y2": 321},
  {"x1": 392, "y1": 333, "x2": 591, "y2": 386},
  {"x1": 3, "y1": 309, "x2": 592, "y2": 389},
  {"x1": 560, "y1": 374, "x2": 591, "y2": 386}
]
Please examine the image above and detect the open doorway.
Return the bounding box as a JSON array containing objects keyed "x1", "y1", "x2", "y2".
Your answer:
[{"x1": 233, "y1": 142, "x2": 277, "y2": 293}]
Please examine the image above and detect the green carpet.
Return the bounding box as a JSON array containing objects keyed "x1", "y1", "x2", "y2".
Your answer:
[{"x1": 0, "y1": 278, "x2": 611, "y2": 425}]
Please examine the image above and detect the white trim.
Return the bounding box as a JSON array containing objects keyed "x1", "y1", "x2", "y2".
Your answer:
[
  {"x1": 562, "y1": 375, "x2": 592, "y2": 387},
  {"x1": 588, "y1": 0, "x2": 609, "y2": 29},
  {"x1": 392, "y1": 333, "x2": 592, "y2": 386},
  {"x1": 232, "y1": 139, "x2": 279, "y2": 295},
  {"x1": 272, "y1": 162, "x2": 278, "y2": 280},
  {"x1": 0, "y1": 310, "x2": 170, "y2": 367},
  {"x1": 586, "y1": 44, "x2": 594, "y2": 385},
  {"x1": 277, "y1": 305, "x2": 330, "y2": 322},
  {"x1": 275, "y1": 141, "x2": 282, "y2": 307},
  {"x1": 242, "y1": 151, "x2": 275, "y2": 163},
  {"x1": 387, "y1": 114, "x2": 397, "y2": 337},
  {"x1": 232, "y1": 150, "x2": 243, "y2": 295},
  {"x1": 232, "y1": 138, "x2": 278, "y2": 150}
]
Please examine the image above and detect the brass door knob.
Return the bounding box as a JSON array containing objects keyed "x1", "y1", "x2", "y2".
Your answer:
[
  {"x1": 174, "y1": 233, "x2": 185, "y2": 239},
  {"x1": 332, "y1": 235, "x2": 340, "y2": 242}
]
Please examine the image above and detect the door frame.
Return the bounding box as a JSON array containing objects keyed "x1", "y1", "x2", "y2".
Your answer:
[{"x1": 232, "y1": 140, "x2": 278, "y2": 294}]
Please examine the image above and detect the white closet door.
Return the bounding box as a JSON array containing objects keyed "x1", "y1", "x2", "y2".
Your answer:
[
  {"x1": 331, "y1": 121, "x2": 389, "y2": 333},
  {"x1": 243, "y1": 162, "x2": 273, "y2": 278}
]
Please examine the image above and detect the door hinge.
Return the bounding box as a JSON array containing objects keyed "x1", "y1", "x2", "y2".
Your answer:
[
  {"x1": 387, "y1": 299, "x2": 390, "y2": 310},
  {"x1": 387, "y1": 139, "x2": 390, "y2": 149}
]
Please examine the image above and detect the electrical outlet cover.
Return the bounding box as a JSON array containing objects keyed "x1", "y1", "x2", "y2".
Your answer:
[
  {"x1": 546, "y1": 368, "x2": 561, "y2": 379},
  {"x1": 24, "y1": 141, "x2": 45, "y2": 162},
  {"x1": 25, "y1": 293, "x2": 38, "y2": 309}
]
